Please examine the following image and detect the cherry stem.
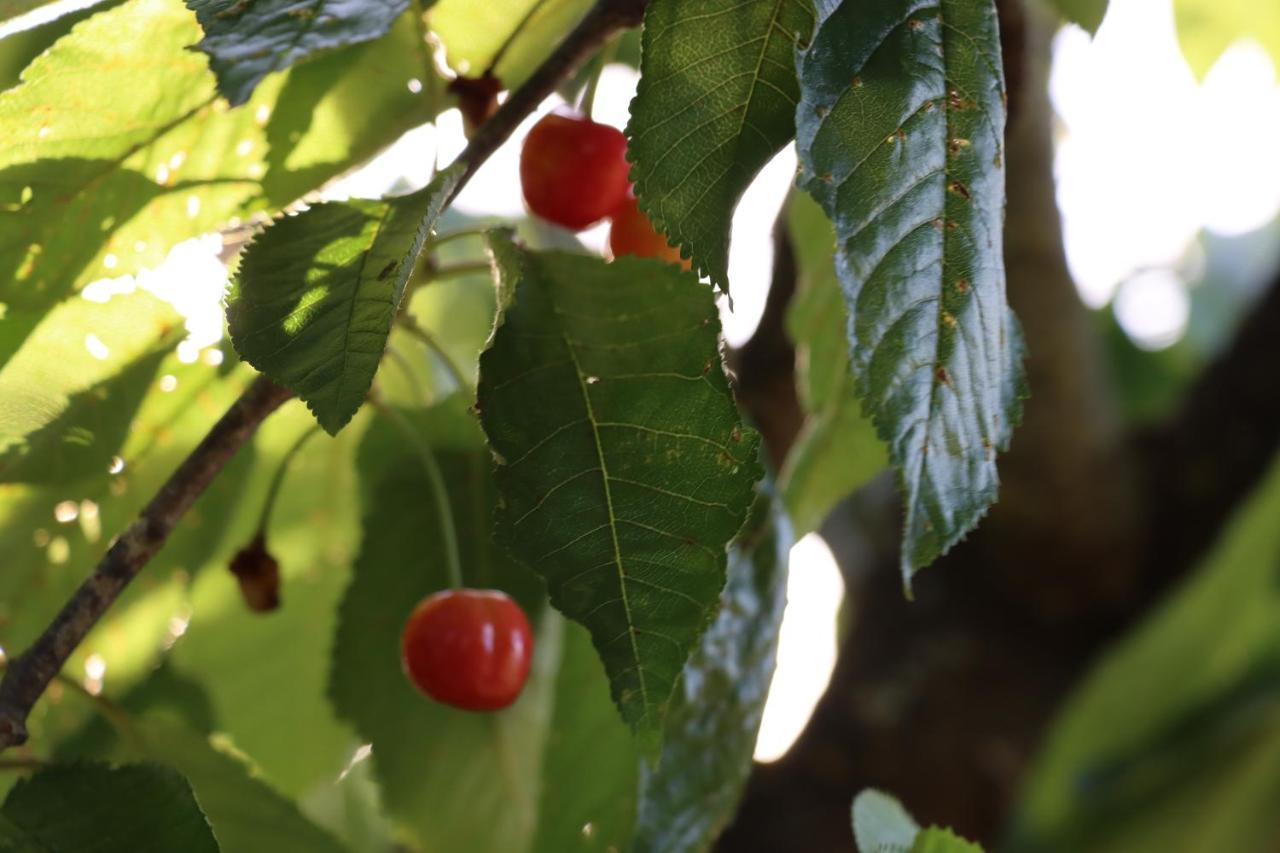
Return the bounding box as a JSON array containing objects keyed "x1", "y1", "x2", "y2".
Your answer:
[
  {"x1": 578, "y1": 34, "x2": 618, "y2": 119},
  {"x1": 254, "y1": 424, "x2": 322, "y2": 538},
  {"x1": 428, "y1": 227, "x2": 489, "y2": 251},
  {"x1": 372, "y1": 399, "x2": 465, "y2": 590},
  {"x1": 384, "y1": 345, "x2": 432, "y2": 405},
  {"x1": 482, "y1": 0, "x2": 554, "y2": 79},
  {"x1": 398, "y1": 314, "x2": 470, "y2": 391}
]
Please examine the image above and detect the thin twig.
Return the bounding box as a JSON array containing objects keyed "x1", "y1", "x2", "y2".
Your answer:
[
  {"x1": 371, "y1": 399, "x2": 465, "y2": 590},
  {"x1": 0, "y1": 0, "x2": 648, "y2": 752}
]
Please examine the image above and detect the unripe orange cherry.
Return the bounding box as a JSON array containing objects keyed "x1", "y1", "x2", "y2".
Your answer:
[
  {"x1": 520, "y1": 111, "x2": 631, "y2": 230},
  {"x1": 401, "y1": 589, "x2": 533, "y2": 711},
  {"x1": 608, "y1": 194, "x2": 690, "y2": 269}
]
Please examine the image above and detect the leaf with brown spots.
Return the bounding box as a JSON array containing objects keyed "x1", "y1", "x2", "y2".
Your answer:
[{"x1": 795, "y1": 0, "x2": 1026, "y2": 585}]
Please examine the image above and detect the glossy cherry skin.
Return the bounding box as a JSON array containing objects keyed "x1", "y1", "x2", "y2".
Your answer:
[
  {"x1": 608, "y1": 194, "x2": 690, "y2": 269},
  {"x1": 520, "y1": 112, "x2": 631, "y2": 230},
  {"x1": 401, "y1": 589, "x2": 533, "y2": 711}
]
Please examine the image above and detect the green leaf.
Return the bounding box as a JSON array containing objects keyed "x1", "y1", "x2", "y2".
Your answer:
[
  {"x1": 0, "y1": 0, "x2": 108, "y2": 27},
  {"x1": 530, "y1": 620, "x2": 641, "y2": 853},
  {"x1": 329, "y1": 400, "x2": 554, "y2": 852},
  {"x1": 1043, "y1": 0, "x2": 1107, "y2": 34},
  {"x1": 0, "y1": 0, "x2": 435, "y2": 366},
  {"x1": 634, "y1": 492, "x2": 791, "y2": 853},
  {"x1": 781, "y1": 194, "x2": 887, "y2": 535},
  {"x1": 795, "y1": 0, "x2": 1025, "y2": 582},
  {"x1": 477, "y1": 233, "x2": 762, "y2": 748},
  {"x1": 227, "y1": 164, "x2": 464, "y2": 434},
  {"x1": 127, "y1": 715, "x2": 350, "y2": 853},
  {"x1": 0, "y1": 287, "x2": 178, "y2": 454},
  {"x1": 851, "y1": 789, "x2": 984, "y2": 853},
  {"x1": 1, "y1": 763, "x2": 218, "y2": 853},
  {"x1": 852, "y1": 789, "x2": 920, "y2": 853},
  {"x1": 626, "y1": 0, "x2": 813, "y2": 290},
  {"x1": 0, "y1": 344, "x2": 170, "y2": 485},
  {"x1": 1174, "y1": 0, "x2": 1280, "y2": 77},
  {"x1": 185, "y1": 0, "x2": 414, "y2": 106},
  {"x1": 429, "y1": 0, "x2": 593, "y2": 89},
  {"x1": 166, "y1": 406, "x2": 364, "y2": 797},
  {"x1": 1011, "y1": 454, "x2": 1280, "y2": 853},
  {"x1": 912, "y1": 827, "x2": 984, "y2": 853}
]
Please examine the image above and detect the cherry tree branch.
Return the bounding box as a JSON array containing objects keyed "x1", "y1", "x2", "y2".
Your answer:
[{"x1": 0, "y1": 0, "x2": 648, "y2": 751}]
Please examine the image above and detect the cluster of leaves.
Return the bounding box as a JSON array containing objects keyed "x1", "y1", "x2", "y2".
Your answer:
[
  {"x1": 0, "y1": 0, "x2": 1028, "y2": 843},
  {"x1": 7, "y1": 0, "x2": 1276, "y2": 846}
]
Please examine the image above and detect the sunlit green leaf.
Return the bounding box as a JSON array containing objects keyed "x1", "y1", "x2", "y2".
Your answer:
[
  {"x1": 185, "y1": 0, "x2": 414, "y2": 106},
  {"x1": 128, "y1": 714, "x2": 350, "y2": 853},
  {"x1": 0, "y1": 345, "x2": 171, "y2": 485},
  {"x1": 166, "y1": 404, "x2": 364, "y2": 797},
  {"x1": 477, "y1": 233, "x2": 762, "y2": 748},
  {"x1": 795, "y1": 0, "x2": 1025, "y2": 582},
  {"x1": 0, "y1": 0, "x2": 435, "y2": 366},
  {"x1": 1043, "y1": 0, "x2": 1108, "y2": 34},
  {"x1": 227, "y1": 164, "x2": 463, "y2": 434},
  {"x1": 329, "y1": 400, "x2": 554, "y2": 852},
  {"x1": 781, "y1": 194, "x2": 886, "y2": 535},
  {"x1": 429, "y1": 0, "x2": 592, "y2": 89},
  {"x1": 1174, "y1": 0, "x2": 1280, "y2": 78},
  {"x1": 626, "y1": 0, "x2": 813, "y2": 290},
  {"x1": 0, "y1": 0, "x2": 109, "y2": 27},
  {"x1": 634, "y1": 492, "x2": 791, "y2": 853},
  {"x1": 1, "y1": 763, "x2": 217, "y2": 853}
]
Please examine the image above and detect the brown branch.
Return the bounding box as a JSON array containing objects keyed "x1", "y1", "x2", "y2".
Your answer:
[{"x1": 0, "y1": 0, "x2": 648, "y2": 752}]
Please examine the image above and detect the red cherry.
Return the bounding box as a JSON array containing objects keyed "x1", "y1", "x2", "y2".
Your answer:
[
  {"x1": 608, "y1": 194, "x2": 690, "y2": 269},
  {"x1": 520, "y1": 111, "x2": 631, "y2": 230},
  {"x1": 401, "y1": 589, "x2": 533, "y2": 711}
]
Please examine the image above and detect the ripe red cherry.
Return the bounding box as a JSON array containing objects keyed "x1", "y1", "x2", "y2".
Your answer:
[
  {"x1": 608, "y1": 194, "x2": 690, "y2": 269},
  {"x1": 401, "y1": 589, "x2": 533, "y2": 711},
  {"x1": 520, "y1": 111, "x2": 631, "y2": 230}
]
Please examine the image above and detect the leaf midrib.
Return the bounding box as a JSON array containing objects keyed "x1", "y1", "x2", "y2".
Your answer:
[{"x1": 547, "y1": 295, "x2": 651, "y2": 725}]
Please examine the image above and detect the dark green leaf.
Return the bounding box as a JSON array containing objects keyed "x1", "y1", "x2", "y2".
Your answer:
[
  {"x1": 795, "y1": 0, "x2": 1025, "y2": 582},
  {"x1": 0, "y1": 0, "x2": 435, "y2": 366},
  {"x1": 329, "y1": 401, "x2": 555, "y2": 852},
  {"x1": 626, "y1": 0, "x2": 813, "y2": 290},
  {"x1": 127, "y1": 715, "x2": 350, "y2": 853},
  {"x1": 781, "y1": 194, "x2": 886, "y2": 535},
  {"x1": 1043, "y1": 0, "x2": 1107, "y2": 34},
  {"x1": 186, "y1": 0, "x2": 413, "y2": 106},
  {"x1": 477, "y1": 233, "x2": 762, "y2": 748},
  {"x1": 227, "y1": 164, "x2": 463, "y2": 434},
  {"x1": 634, "y1": 492, "x2": 791, "y2": 853},
  {"x1": 1, "y1": 763, "x2": 218, "y2": 853}
]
